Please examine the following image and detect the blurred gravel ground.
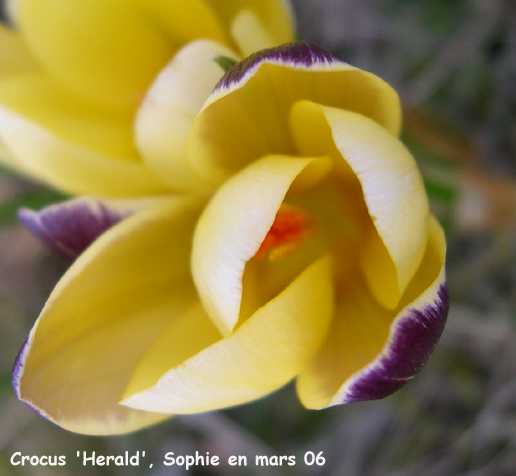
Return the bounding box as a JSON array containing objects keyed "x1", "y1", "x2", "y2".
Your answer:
[{"x1": 1, "y1": 0, "x2": 516, "y2": 475}]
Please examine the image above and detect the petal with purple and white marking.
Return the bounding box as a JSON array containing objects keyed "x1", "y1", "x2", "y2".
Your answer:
[
  {"x1": 19, "y1": 196, "x2": 167, "y2": 260},
  {"x1": 14, "y1": 197, "x2": 204, "y2": 435},
  {"x1": 296, "y1": 216, "x2": 448, "y2": 409},
  {"x1": 187, "y1": 42, "x2": 401, "y2": 186}
]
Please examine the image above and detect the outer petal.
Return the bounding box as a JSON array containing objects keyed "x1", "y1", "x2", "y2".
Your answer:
[
  {"x1": 0, "y1": 107, "x2": 167, "y2": 197},
  {"x1": 296, "y1": 215, "x2": 448, "y2": 409},
  {"x1": 192, "y1": 154, "x2": 331, "y2": 334},
  {"x1": 16, "y1": 0, "x2": 227, "y2": 110},
  {"x1": 122, "y1": 255, "x2": 333, "y2": 414},
  {"x1": 187, "y1": 42, "x2": 401, "y2": 185},
  {"x1": 135, "y1": 40, "x2": 238, "y2": 193},
  {"x1": 0, "y1": 138, "x2": 25, "y2": 172},
  {"x1": 14, "y1": 197, "x2": 205, "y2": 434},
  {"x1": 19, "y1": 196, "x2": 165, "y2": 260},
  {"x1": 0, "y1": 74, "x2": 139, "y2": 160},
  {"x1": 291, "y1": 101, "x2": 429, "y2": 309}
]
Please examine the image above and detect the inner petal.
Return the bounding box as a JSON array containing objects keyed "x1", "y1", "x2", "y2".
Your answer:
[
  {"x1": 243, "y1": 173, "x2": 368, "y2": 318},
  {"x1": 255, "y1": 203, "x2": 310, "y2": 261},
  {"x1": 192, "y1": 154, "x2": 331, "y2": 335},
  {"x1": 291, "y1": 100, "x2": 429, "y2": 310}
]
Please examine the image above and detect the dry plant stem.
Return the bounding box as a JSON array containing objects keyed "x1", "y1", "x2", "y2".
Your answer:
[
  {"x1": 0, "y1": 396, "x2": 35, "y2": 451},
  {"x1": 176, "y1": 413, "x2": 293, "y2": 476},
  {"x1": 405, "y1": 3, "x2": 501, "y2": 107},
  {"x1": 448, "y1": 217, "x2": 516, "y2": 296}
]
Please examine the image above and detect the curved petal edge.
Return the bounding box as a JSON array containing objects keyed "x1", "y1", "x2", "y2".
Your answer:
[
  {"x1": 12, "y1": 336, "x2": 29, "y2": 400},
  {"x1": 206, "y1": 41, "x2": 401, "y2": 137},
  {"x1": 19, "y1": 197, "x2": 164, "y2": 260},
  {"x1": 212, "y1": 41, "x2": 338, "y2": 95},
  {"x1": 337, "y1": 282, "x2": 449, "y2": 404}
]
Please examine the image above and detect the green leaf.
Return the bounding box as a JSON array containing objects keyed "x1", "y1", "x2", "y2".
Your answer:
[
  {"x1": 213, "y1": 55, "x2": 238, "y2": 72},
  {"x1": 0, "y1": 189, "x2": 69, "y2": 227}
]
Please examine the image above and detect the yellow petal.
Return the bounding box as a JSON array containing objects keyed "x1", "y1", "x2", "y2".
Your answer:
[
  {"x1": 0, "y1": 111, "x2": 167, "y2": 196},
  {"x1": 230, "y1": 10, "x2": 277, "y2": 57},
  {"x1": 206, "y1": 0, "x2": 295, "y2": 51},
  {"x1": 188, "y1": 43, "x2": 401, "y2": 185},
  {"x1": 16, "y1": 0, "x2": 226, "y2": 110},
  {"x1": 0, "y1": 138, "x2": 26, "y2": 172},
  {"x1": 144, "y1": 0, "x2": 227, "y2": 47},
  {"x1": 192, "y1": 154, "x2": 330, "y2": 335},
  {"x1": 17, "y1": 0, "x2": 166, "y2": 110},
  {"x1": 296, "y1": 215, "x2": 447, "y2": 409},
  {"x1": 122, "y1": 255, "x2": 333, "y2": 414},
  {"x1": 122, "y1": 302, "x2": 221, "y2": 399},
  {"x1": 0, "y1": 24, "x2": 38, "y2": 77},
  {"x1": 15, "y1": 198, "x2": 204, "y2": 434},
  {"x1": 0, "y1": 74, "x2": 138, "y2": 160},
  {"x1": 291, "y1": 100, "x2": 429, "y2": 309},
  {"x1": 135, "y1": 40, "x2": 238, "y2": 193}
]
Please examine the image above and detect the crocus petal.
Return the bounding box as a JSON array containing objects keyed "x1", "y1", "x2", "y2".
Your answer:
[
  {"x1": 16, "y1": 0, "x2": 226, "y2": 110},
  {"x1": 230, "y1": 9, "x2": 277, "y2": 57},
  {"x1": 187, "y1": 42, "x2": 401, "y2": 185},
  {"x1": 206, "y1": 0, "x2": 295, "y2": 51},
  {"x1": 0, "y1": 74, "x2": 139, "y2": 161},
  {"x1": 135, "y1": 40, "x2": 238, "y2": 193},
  {"x1": 0, "y1": 24, "x2": 38, "y2": 77},
  {"x1": 296, "y1": 215, "x2": 448, "y2": 409},
  {"x1": 15, "y1": 198, "x2": 204, "y2": 434},
  {"x1": 122, "y1": 255, "x2": 333, "y2": 414},
  {"x1": 143, "y1": 0, "x2": 227, "y2": 47},
  {"x1": 0, "y1": 104, "x2": 167, "y2": 197},
  {"x1": 192, "y1": 154, "x2": 331, "y2": 335},
  {"x1": 0, "y1": 138, "x2": 26, "y2": 172},
  {"x1": 19, "y1": 196, "x2": 165, "y2": 260},
  {"x1": 291, "y1": 101, "x2": 429, "y2": 309}
]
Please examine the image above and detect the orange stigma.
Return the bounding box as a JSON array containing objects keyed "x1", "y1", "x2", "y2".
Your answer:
[{"x1": 256, "y1": 204, "x2": 310, "y2": 261}]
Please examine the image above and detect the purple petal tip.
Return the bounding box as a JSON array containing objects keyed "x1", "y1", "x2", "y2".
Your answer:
[
  {"x1": 12, "y1": 336, "x2": 30, "y2": 397},
  {"x1": 343, "y1": 283, "x2": 450, "y2": 403},
  {"x1": 19, "y1": 200, "x2": 125, "y2": 261},
  {"x1": 214, "y1": 42, "x2": 340, "y2": 92},
  {"x1": 12, "y1": 336, "x2": 58, "y2": 422}
]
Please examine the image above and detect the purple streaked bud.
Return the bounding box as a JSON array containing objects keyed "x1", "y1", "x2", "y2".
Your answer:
[{"x1": 19, "y1": 199, "x2": 126, "y2": 261}]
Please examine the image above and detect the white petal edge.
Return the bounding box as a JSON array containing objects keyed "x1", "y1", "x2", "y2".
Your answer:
[
  {"x1": 192, "y1": 154, "x2": 331, "y2": 335},
  {"x1": 121, "y1": 255, "x2": 333, "y2": 414},
  {"x1": 135, "y1": 40, "x2": 239, "y2": 193},
  {"x1": 291, "y1": 100, "x2": 429, "y2": 309}
]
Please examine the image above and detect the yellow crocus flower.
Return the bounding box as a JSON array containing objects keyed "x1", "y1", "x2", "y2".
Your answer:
[
  {"x1": 0, "y1": 0, "x2": 294, "y2": 195},
  {"x1": 14, "y1": 43, "x2": 448, "y2": 435}
]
